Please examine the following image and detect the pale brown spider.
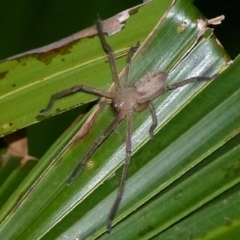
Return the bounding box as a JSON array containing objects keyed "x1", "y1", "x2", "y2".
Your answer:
[{"x1": 40, "y1": 21, "x2": 216, "y2": 231}]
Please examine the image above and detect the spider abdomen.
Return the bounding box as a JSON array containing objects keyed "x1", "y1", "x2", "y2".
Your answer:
[{"x1": 134, "y1": 71, "x2": 168, "y2": 100}]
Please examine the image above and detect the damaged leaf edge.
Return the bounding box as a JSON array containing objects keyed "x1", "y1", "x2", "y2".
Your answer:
[{"x1": 4, "y1": 1, "x2": 152, "y2": 61}]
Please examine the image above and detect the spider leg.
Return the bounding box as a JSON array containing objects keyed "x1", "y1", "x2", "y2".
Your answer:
[
  {"x1": 137, "y1": 74, "x2": 218, "y2": 104},
  {"x1": 39, "y1": 85, "x2": 116, "y2": 115},
  {"x1": 67, "y1": 114, "x2": 124, "y2": 185},
  {"x1": 148, "y1": 101, "x2": 157, "y2": 139},
  {"x1": 166, "y1": 74, "x2": 217, "y2": 90},
  {"x1": 107, "y1": 114, "x2": 132, "y2": 232},
  {"x1": 124, "y1": 42, "x2": 140, "y2": 87},
  {"x1": 96, "y1": 21, "x2": 121, "y2": 90},
  {"x1": 137, "y1": 88, "x2": 168, "y2": 104}
]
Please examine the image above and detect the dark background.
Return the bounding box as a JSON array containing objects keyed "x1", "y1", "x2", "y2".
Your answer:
[
  {"x1": 0, "y1": 0, "x2": 239, "y2": 60},
  {"x1": 195, "y1": 0, "x2": 240, "y2": 58}
]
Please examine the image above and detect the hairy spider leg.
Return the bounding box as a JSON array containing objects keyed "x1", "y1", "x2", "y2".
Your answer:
[
  {"x1": 148, "y1": 101, "x2": 158, "y2": 139},
  {"x1": 107, "y1": 114, "x2": 132, "y2": 232},
  {"x1": 96, "y1": 21, "x2": 121, "y2": 90},
  {"x1": 39, "y1": 85, "x2": 116, "y2": 115},
  {"x1": 123, "y1": 42, "x2": 140, "y2": 88},
  {"x1": 166, "y1": 75, "x2": 218, "y2": 90},
  {"x1": 137, "y1": 75, "x2": 218, "y2": 104},
  {"x1": 67, "y1": 114, "x2": 124, "y2": 184}
]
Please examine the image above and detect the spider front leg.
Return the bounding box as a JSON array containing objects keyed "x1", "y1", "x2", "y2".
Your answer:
[
  {"x1": 124, "y1": 42, "x2": 140, "y2": 87},
  {"x1": 39, "y1": 85, "x2": 116, "y2": 115},
  {"x1": 97, "y1": 21, "x2": 140, "y2": 90},
  {"x1": 96, "y1": 21, "x2": 121, "y2": 90}
]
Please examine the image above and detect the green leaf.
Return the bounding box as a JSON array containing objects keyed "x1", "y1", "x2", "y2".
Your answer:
[
  {"x1": 0, "y1": 0, "x2": 173, "y2": 137},
  {"x1": 1, "y1": 0, "x2": 238, "y2": 240}
]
